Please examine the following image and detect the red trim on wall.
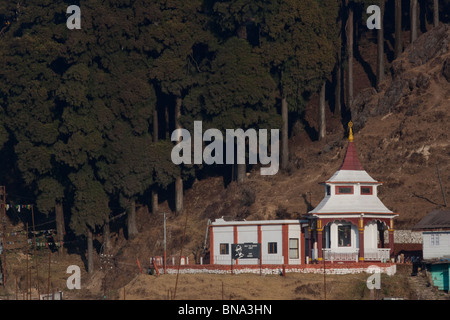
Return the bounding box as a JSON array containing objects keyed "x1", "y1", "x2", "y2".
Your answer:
[
  {"x1": 307, "y1": 228, "x2": 312, "y2": 261},
  {"x1": 282, "y1": 224, "x2": 289, "y2": 265},
  {"x1": 209, "y1": 226, "x2": 214, "y2": 265},
  {"x1": 389, "y1": 218, "x2": 395, "y2": 255},
  {"x1": 317, "y1": 229, "x2": 323, "y2": 260},
  {"x1": 233, "y1": 225, "x2": 238, "y2": 265},
  {"x1": 257, "y1": 224, "x2": 262, "y2": 262},
  {"x1": 301, "y1": 230, "x2": 305, "y2": 265},
  {"x1": 358, "y1": 228, "x2": 365, "y2": 261}
]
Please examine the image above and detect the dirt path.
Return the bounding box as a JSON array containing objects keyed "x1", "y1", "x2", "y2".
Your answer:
[{"x1": 407, "y1": 270, "x2": 450, "y2": 300}]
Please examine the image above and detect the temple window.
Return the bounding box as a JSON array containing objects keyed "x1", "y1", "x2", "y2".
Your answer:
[
  {"x1": 338, "y1": 224, "x2": 352, "y2": 247},
  {"x1": 360, "y1": 186, "x2": 373, "y2": 195},
  {"x1": 336, "y1": 186, "x2": 354, "y2": 194}
]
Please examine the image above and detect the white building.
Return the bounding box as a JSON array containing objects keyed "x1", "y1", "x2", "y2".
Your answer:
[
  {"x1": 413, "y1": 208, "x2": 450, "y2": 260},
  {"x1": 209, "y1": 218, "x2": 308, "y2": 265},
  {"x1": 306, "y1": 122, "x2": 398, "y2": 262},
  {"x1": 208, "y1": 122, "x2": 398, "y2": 266},
  {"x1": 413, "y1": 208, "x2": 450, "y2": 291}
]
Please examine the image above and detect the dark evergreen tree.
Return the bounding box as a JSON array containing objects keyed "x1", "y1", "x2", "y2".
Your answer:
[
  {"x1": 0, "y1": 0, "x2": 70, "y2": 253},
  {"x1": 394, "y1": 0, "x2": 403, "y2": 59},
  {"x1": 184, "y1": 36, "x2": 280, "y2": 182},
  {"x1": 147, "y1": 0, "x2": 214, "y2": 214},
  {"x1": 68, "y1": 165, "x2": 109, "y2": 273},
  {"x1": 257, "y1": 0, "x2": 338, "y2": 150}
]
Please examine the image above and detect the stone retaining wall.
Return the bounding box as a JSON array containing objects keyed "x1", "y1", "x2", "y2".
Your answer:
[
  {"x1": 383, "y1": 229, "x2": 423, "y2": 244},
  {"x1": 164, "y1": 262, "x2": 397, "y2": 276}
]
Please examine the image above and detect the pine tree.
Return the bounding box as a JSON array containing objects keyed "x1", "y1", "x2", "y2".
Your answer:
[
  {"x1": 410, "y1": 0, "x2": 418, "y2": 43},
  {"x1": 394, "y1": 0, "x2": 402, "y2": 59},
  {"x1": 434, "y1": 0, "x2": 439, "y2": 27},
  {"x1": 184, "y1": 37, "x2": 280, "y2": 181},
  {"x1": 0, "y1": 108, "x2": 7, "y2": 151},
  {"x1": 69, "y1": 0, "x2": 160, "y2": 239},
  {"x1": 376, "y1": 0, "x2": 385, "y2": 89},
  {"x1": 207, "y1": 0, "x2": 266, "y2": 181},
  {"x1": 257, "y1": 0, "x2": 338, "y2": 147},
  {"x1": 0, "y1": 0, "x2": 164, "y2": 258},
  {"x1": 148, "y1": 0, "x2": 214, "y2": 213},
  {"x1": 318, "y1": 81, "x2": 326, "y2": 140},
  {"x1": 0, "y1": 0, "x2": 69, "y2": 253},
  {"x1": 68, "y1": 165, "x2": 110, "y2": 274},
  {"x1": 317, "y1": 0, "x2": 340, "y2": 139},
  {"x1": 346, "y1": 0, "x2": 354, "y2": 109},
  {"x1": 344, "y1": 0, "x2": 375, "y2": 108}
]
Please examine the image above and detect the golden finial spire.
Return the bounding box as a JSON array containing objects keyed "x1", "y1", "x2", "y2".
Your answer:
[{"x1": 348, "y1": 121, "x2": 354, "y2": 142}]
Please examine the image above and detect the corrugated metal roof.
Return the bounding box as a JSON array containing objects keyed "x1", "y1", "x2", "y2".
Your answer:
[{"x1": 413, "y1": 209, "x2": 450, "y2": 230}]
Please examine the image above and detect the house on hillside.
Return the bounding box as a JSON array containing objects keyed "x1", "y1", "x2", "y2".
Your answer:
[
  {"x1": 413, "y1": 208, "x2": 450, "y2": 291},
  {"x1": 306, "y1": 122, "x2": 398, "y2": 262}
]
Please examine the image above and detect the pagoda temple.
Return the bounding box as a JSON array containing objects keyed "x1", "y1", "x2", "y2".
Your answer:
[{"x1": 306, "y1": 122, "x2": 398, "y2": 262}]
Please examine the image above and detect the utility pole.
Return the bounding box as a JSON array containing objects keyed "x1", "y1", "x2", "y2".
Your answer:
[
  {"x1": 436, "y1": 163, "x2": 447, "y2": 207},
  {"x1": 323, "y1": 249, "x2": 326, "y2": 300},
  {"x1": 31, "y1": 205, "x2": 39, "y2": 297},
  {"x1": 1, "y1": 186, "x2": 7, "y2": 286},
  {"x1": 47, "y1": 251, "x2": 51, "y2": 299},
  {"x1": 26, "y1": 223, "x2": 29, "y2": 299},
  {"x1": 163, "y1": 212, "x2": 167, "y2": 275}
]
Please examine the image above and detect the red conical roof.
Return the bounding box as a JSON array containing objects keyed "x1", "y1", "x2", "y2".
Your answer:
[{"x1": 339, "y1": 141, "x2": 364, "y2": 171}]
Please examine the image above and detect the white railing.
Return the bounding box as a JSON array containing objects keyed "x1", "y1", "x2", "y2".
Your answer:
[
  {"x1": 213, "y1": 255, "x2": 232, "y2": 264},
  {"x1": 323, "y1": 249, "x2": 359, "y2": 262},
  {"x1": 323, "y1": 248, "x2": 391, "y2": 262},
  {"x1": 364, "y1": 249, "x2": 391, "y2": 261}
]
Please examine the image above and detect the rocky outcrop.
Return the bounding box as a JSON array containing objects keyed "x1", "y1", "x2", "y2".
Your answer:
[
  {"x1": 352, "y1": 23, "x2": 450, "y2": 131},
  {"x1": 443, "y1": 56, "x2": 450, "y2": 82}
]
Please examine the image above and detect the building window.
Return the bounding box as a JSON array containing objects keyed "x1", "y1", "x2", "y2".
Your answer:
[
  {"x1": 338, "y1": 224, "x2": 352, "y2": 247},
  {"x1": 220, "y1": 243, "x2": 229, "y2": 255},
  {"x1": 360, "y1": 186, "x2": 373, "y2": 195},
  {"x1": 268, "y1": 242, "x2": 277, "y2": 254},
  {"x1": 289, "y1": 238, "x2": 299, "y2": 259},
  {"x1": 326, "y1": 185, "x2": 331, "y2": 196},
  {"x1": 336, "y1": 186, "x2": 354, "y2": 194},
  {"x1": 431, "y1": 234, "x2": 440, "y2": 246}
]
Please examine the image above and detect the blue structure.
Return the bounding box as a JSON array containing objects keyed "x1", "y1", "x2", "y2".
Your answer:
[
  {"x1": 413, "y1": 209, "x2": 450, "y2": 292},
  {"x1": 430, "y1": 262, "x2": 450, "y2": 291}
]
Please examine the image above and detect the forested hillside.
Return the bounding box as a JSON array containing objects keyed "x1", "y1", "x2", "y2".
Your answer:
[{"x1": 0, "y1": 0, "x2": 449, "y2": 296}]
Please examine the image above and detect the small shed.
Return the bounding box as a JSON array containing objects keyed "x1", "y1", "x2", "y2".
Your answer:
[
  {"x1": 413, "y1": 208, "x2": 450, "y2": 291},
  {"x1": 413, "y1": 208, "x2": 450, "y2": 260}
]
